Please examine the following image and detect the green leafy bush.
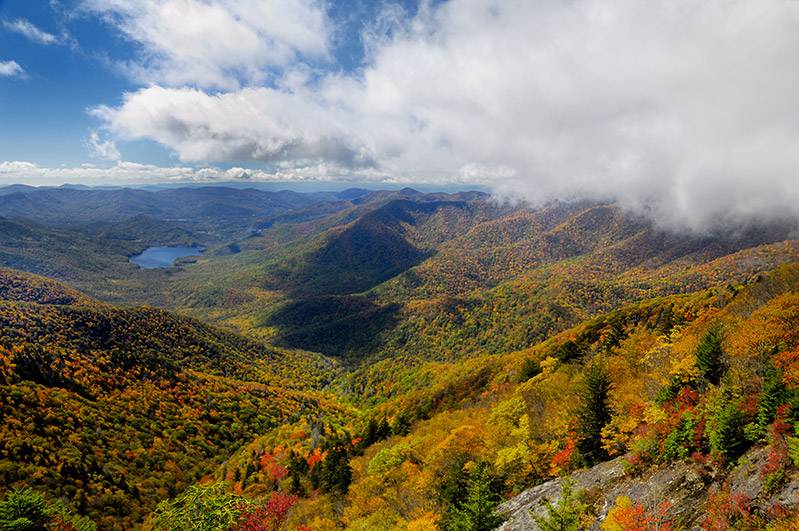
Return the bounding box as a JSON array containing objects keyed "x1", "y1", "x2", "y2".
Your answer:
[{"x1": 661, "y1": 412, "x2": 698, "y2": 462}]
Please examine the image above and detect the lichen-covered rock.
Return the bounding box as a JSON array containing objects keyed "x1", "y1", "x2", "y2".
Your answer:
[{"x1": 497, "y1": 446, "x2": 798, "y2": 530}]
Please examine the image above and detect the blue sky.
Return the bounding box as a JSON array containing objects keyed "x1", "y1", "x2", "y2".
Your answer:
[
  {"x1": 0, "y1": 0, "x2": 426, "y2": 168},
  {"x1": 1, "y1": 0, "x2": 799, "y2": 232},
  {"x1": 0, "y1": 0, "x2": 128, "y2": 166}
]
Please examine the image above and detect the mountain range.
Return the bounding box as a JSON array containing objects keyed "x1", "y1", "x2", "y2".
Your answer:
[{"x1": 1, "y1": 184, "x2": 798, "y2": 529}]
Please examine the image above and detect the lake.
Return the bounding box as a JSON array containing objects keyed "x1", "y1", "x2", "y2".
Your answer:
[{"x1": 129, "y1": 246, "x2": 202, "y2": 269}]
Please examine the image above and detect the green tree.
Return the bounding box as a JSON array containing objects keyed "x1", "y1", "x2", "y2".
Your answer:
[
  {"x1": 151, "y1": 483, "x2": 248, "y2": 531},
  {"x1": 0, "y1": 488, "x2": 48, "y2": 531},
  {"x1": 532, "y1": 480, "x2": 588, "y2": 531},
  {"x1": 709, "y1": 401, "x2": 748, "y2": 463},
  {"x1": 518, "y1": 358, "x2": 542, "y2": 382},
  {"x1": 319, "y1": 442, "x2": 352, "y2": 494},
  {"x1": 554, "y1": 341, "x2": 585, "y2": 363},
  {"x1": 696, "y1": 327, "x2": 726, "y2": 386},
  {"x1": 577, "y1": 360, "x2": 613, "y2": 464},
  {"x1": 392, "y1": 412, "x2": 412, "y2": 436},
  {"x1": 746, "y1": 363, "x2": 788, "y2": 441},
  {"x1": 446, "y1": 461, "x2": 505, "y2": 531}
]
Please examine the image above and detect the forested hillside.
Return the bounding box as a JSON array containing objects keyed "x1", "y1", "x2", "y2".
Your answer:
[
  {"x1": 213, "y1": 264, "x2": 799, "y2": 529},
  {"x1": 0, "y1": 270, "x2": 345, "y2": 528},
  {"x1": 1, "y1": 186, "x2": 799, "y2": 530}
]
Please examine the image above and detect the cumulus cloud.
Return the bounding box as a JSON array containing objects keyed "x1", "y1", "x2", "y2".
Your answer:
[
  {"x1": 0, "y1": 60, "x2": 25, "y2": 78},
  {"x1": 90, "y1": 85, "x2": 375, "y2": 167},
  {"x1": 81, "y1": 0, "x2": 331, "y2": 89},
  {"x1": 86, "y1": 131, "x2": 121, "y2": 161},
  {"x1": 2, "y1": 18, "x2": 60, "y2": 45},
  {"x1": 89, "y1": 0, "x2": 799, "y2": 230}
]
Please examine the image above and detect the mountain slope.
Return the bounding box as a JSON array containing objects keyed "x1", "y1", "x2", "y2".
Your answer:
[
  {"x1": 261, "y1": 263, "x2": 799, "y2": 529},
  {"x1": 247, "y1": 199, "x2": 799, "y2": 364},
  {"x1": 0, "y1": 272, "x2": 343, "y2": 528}
]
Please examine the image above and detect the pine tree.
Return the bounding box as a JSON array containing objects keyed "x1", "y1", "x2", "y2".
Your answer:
[
  {"x1": 446, "y1": 461, "x2": 504, "y2": 531},
  {"x1": 709, "y1": 400, "x2": 747, "y2": 462},
  {"x1": 362, "y1": 417, "x2": 381, "y2": 447},
  {"x1": 754, "y1": 363, "x2": 787, "y2": 434},
  {"x1": 576, "y1": 360, "x2": 613, "y2": 464},
  {"x1": 287, "y1": 451, "x2": 307, "y2": 496},
  {"x1": 319, "y1": 442, "x2": 352, "y2": 494},
  {"x1": 392, "y1": 412, "x2": 412, "y2": 436},
  {"x1": 532, "y1": 480, "x2": 588, "y2": 531},
  {"x1": 518, "y1": 358, "x2": 542, "y2": 382},
  {"x1": 0, "y1": 488, "x2": 49, "y2": 530},
  {"x1": 696, "y1": 327, "x2": 726, "y2": 386},
  {"x1": 376, "y1": 418, "x2": 392, "y2": 440}
]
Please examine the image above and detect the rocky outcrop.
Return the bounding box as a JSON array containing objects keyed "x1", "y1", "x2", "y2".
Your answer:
[{"x1": 497, "y1": 447, "x2": 799, "y2": 530}]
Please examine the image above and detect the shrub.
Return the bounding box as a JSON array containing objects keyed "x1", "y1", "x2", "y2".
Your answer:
[
  {"x1": 602, "y1": 496, "x2": 673, "y2": 531},
  {"x1": 236, "y1": 492, "x2": 298, "y2": 531},
  {"x1": 532, "y1": 480, "x2": 588, "y2": 531},
  {"x1": 703, "y1": 489, "x2": 764, "y2": 529},
  {"x1": 661, "y1": 412, "x2": 698, "y2": 462},
  {"x1": 788, "y1": 436, "x2": 799, "y2": 467}
]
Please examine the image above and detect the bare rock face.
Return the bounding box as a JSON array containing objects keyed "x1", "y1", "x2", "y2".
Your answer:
[
  {"x1": 497, "y1": 446, "x2": 799, "y2": 530},
  {"x1": 726, "y1": 446, "x2": 799, "y2": 515},
  {"x1": 498, "y1": 458, "x2": 627, "y2": 530}
]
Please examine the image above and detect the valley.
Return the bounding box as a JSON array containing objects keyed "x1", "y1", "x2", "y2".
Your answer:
[
  {"x1": 1, "y1": 184, "x2": 799, "y2": 529},
  {"x1": 5, "y1": 1, "x2": 799, "y2": 529}
]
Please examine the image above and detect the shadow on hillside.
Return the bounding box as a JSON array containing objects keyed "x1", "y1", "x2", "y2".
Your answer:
[{"x1": 263, "y1": 295, "x2": 401, "y2": 361}]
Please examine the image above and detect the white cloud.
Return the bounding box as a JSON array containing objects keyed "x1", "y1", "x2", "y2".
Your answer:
[
  {"x1": 2, "y1": 18, "x2": 59, "y2": 45},
  {"x1": 86, "y1": 131, "x2": 121, "y2": 161},
  {"x1": 0, "y1": 159, "x2": 378, "y2": 186},
  {"x1": 90, "y1": 0, "x2": 799, "y2": 231},
  {"x1": 0, "y1": 60, "x2": 25, "y2": 78},
  {"x1": 81, "y1": 0, "x2": 331, "y2": 89}
]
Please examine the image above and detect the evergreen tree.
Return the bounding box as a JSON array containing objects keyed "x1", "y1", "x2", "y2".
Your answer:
[
  {"x1": 696, "y1": 327, "x2": 726, "y2": 386},
  {"x1": 518, "y1": 358, "x2": 542, "y2": 382},
  {"x1": 319, "y1": 442, "x2": 352, "y2": 494},
  {"x1": 0, "y1": 488, "x2": 48, "y2": 531},
  {"x1": 554, "y1": 340, "x2": 585, "y2": 363},
  {"x1": 438, "y1": 455, "x2": 471, "y2": 511},
  {"x1": 602, "y1": 317, "x2": 625, "y2": 352},
  {"x1": 446, "y1": 461, "x2": 504, "y2": 531},
  {"x1": 392, "y1": 412, "x2": 412, "y2": 436},
  {"x1": 709, "y1": 400, "x2": 748, "y2": 462},
  {"x1": 363, "y1": 418, "x2": 379, "y2": 446},
  {"x1": 287, "y1": 451, "x2": 307, "y2": 496},
  {"x1": 576, "y1": 360, "x2": 613, "y2": 464},
  {"x1": 376, "y1": 418, "x2": 392, "y2": 440},
  {"x1": 752, "y1": 362, "x2": 787, "y2": 438},
  {"x1": 532, "y1": 480, "x2": 587, "y2": 531}
]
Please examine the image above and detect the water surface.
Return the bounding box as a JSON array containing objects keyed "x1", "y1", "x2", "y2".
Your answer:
[{"x1": 130, "y1": 246, "x2": 202, "y2": 269}]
